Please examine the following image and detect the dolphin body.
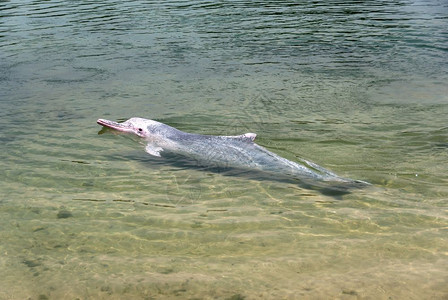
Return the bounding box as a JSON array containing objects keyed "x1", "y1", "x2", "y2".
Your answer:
[{"x1": 97, "y1": 117, "x2": 367, "y2": 186}]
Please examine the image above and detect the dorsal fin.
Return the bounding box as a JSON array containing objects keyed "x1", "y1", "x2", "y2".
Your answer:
[
  {"x1": 241, "y1": 133, "x2": 256, "y2": 141},
  {"x1": 228, "y1": 132, "x2": 256, "y2": 142}
]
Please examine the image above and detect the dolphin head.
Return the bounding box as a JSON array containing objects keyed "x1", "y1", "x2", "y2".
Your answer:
[{"x1": 97, "y1": 117, "x2": 161, "y2": 138}]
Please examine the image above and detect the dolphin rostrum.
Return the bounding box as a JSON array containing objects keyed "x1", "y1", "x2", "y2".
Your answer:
[{"x1": 97, "y1": 117, "x2": 367, "y2": 186}]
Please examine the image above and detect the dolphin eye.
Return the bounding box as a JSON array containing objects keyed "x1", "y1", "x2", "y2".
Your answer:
[{"x1": 138, "y1": 128, "x2": 143, "y2": 132}]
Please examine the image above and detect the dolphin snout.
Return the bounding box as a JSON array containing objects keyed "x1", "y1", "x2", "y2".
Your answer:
[{"x1": 97, "y1": 119, "x2": 129, "y2": 132}]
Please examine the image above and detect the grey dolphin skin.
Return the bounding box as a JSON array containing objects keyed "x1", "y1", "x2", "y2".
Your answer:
[{"x1": 97, "y1": 117, "x2": 368, "y2": 186}]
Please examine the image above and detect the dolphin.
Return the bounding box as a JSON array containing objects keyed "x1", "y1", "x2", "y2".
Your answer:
[{"x1": 97, "y1": 117, "x2": 368, "y2": 187}]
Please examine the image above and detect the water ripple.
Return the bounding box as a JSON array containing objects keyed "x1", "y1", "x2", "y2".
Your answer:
[{"x1": 1, "y1": 1, "x2": 448, "y2": 299}]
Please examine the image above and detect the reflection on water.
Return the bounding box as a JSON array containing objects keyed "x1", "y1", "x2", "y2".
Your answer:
[{"x1": 1, "y1": 0, "x2": 448, "y2": 298}]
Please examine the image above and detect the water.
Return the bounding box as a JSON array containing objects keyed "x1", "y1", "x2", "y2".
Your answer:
[{"x1": 1, "y1": 0, "x2": 447, "y2": 298}]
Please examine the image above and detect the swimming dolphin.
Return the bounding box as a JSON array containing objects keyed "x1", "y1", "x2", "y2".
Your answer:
[{"x1": 97, "y1": 117, "x2": 367, "y2": 186}]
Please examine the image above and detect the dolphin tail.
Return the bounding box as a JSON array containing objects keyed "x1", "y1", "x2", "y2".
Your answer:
[{"x1": 301, "y1": 158, "x2": 370, "y2": 186}]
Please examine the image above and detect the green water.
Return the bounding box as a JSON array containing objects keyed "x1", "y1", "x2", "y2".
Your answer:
[{"x1": 1, "y1": 0, "x2": 447, "y2": 299}]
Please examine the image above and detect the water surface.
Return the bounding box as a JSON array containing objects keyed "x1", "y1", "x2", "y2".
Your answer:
[{"x1": 1, "y1": 0, "x2": 447, "y2": 299}]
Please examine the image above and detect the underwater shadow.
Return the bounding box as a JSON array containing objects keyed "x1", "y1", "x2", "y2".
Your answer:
[
  {"x1": 136, "y1": 151, "x2": 368, "y2": 199},
  {"x1": 97, "y1": 128, "x2": 369, "y2": 198}
]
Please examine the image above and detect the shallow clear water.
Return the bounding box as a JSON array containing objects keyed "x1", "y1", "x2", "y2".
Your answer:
[{"x1": 1, "y1": 0, "x2": 447, "y2": 299}]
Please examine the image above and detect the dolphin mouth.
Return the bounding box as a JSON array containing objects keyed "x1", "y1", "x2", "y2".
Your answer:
[{"x1": 97, "y1": 119, "x2": 130, "y2": 132}]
